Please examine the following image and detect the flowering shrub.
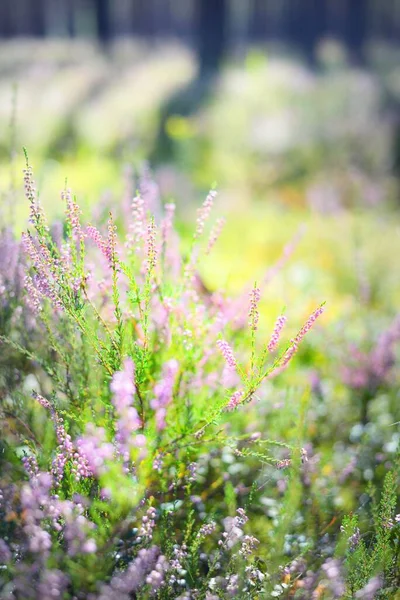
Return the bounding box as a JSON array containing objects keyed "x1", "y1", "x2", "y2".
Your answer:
[
  {"x1": 0, "y1": 156, "x2": 399, "y2": 599},
  {"x1": 341, "y1": 315, "x2": 400, "y2": 424}
]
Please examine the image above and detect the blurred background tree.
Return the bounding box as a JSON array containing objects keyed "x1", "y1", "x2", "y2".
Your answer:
[
  {"x1": 0, "y1": 0, "x2": 399, "y2": 210},
  {"x1": 0, "y1": 0, "x2": 398, "y2": 65}
]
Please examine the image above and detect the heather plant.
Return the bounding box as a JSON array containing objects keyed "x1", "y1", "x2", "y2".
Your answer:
[
  {"x1": 338, "y1": 466, "x2": 400, "y2": 599},
  {"x1": 0, "y1": 156, "x2": 328, "y2": 599},
  {"x1": 0, "y1": 156, "x2": 399, "y2": 600},
  {"x1": 341, "y1": 315, "x2": 400, "y2": 425}
]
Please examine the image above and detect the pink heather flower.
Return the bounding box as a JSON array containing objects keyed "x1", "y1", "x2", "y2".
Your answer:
[
  {"x1": 269, "y1": 307, "x2": 323, "y2": 377},
  {"x1": 217, "y1": 339, "x2": 237, "y2": 369},
  {"x1": 37, "y1": 569, "x2": 69, "y2": 600},
  {"x1": 127, "y1": 193, "x2": 146, "y2": 251},
  {"x1": 197, "y1": 521, "x2": 216, "y2": 538},
  {"x1": 52, "y1": 414, "x2": 75, "y2": 484},
  {"x1": 110, "y1": 358, "x2": 136, "y2": 410},
  {"x1": 22, "y1": 454, "x2": 39, "y2": 479},
  {"x1": 82, "y1": 539, "x2": 97, "y2": 553},
  {"x1": 115, "y1": 405, "x2": 141, "y2": 446},
  {"x1": 24, "y1": 165, "x2": 46, "y2": 228},
  {"x1": 23, "y1": 166, "x2": 36, "y2": 204},
  {"x1": 86, "y1": 225, "x2": 112, "y2": 264},
  {"x1": 355, "y1": 576, "x2": 383, "y2": 600},
  {"x1": 281, "y1": 343, "x2": 298, "y2": 368},
  {"x1": 268, "y1": 315, "x2": 287, "y2": 352},
  {"x1": 146, "y1": 554, "x2": 169, "y2": 591},
  {"x1": 76, "y1": 424, "x2": 114, "y2": 477},
  {"x1": 22, "y1": 232, "x2": 62, "y2": 310},
  {"x1": 146, "y1": 218, "x2": 157, "y2": 272},
  {"x1": 33, "y1": 391, "x2": 52, "y2": 411},
  {"x1": 220, "y1": 508, "x2": 248, "y2": 549},
  {"x1": 32, "y1": 392, "x2": 93, "y2": 484},
  {"x1": 248, "y1": 286, "x2": 261, "y2": 331},
  {"x1": 22, "y1": 232, "x2": 46, "y2": 273},
  {"x1": 150, "y1": 359, "x2": 179, "y2": 431},
  {"x1": 153, "y1": 453, "x2": 163, "y2": 472},
  {"x1": 206, "y1": 217, "x2": 225, "y2": 254},
  {"x1": 71, "y1": 450, "x2": 93, "y2": 481},
  {"x1": 24, "y1": 275, "x2": 42, "y2": 314},
  {"x1": 292, "y1": 305, "x2": 325, "y2": 345},
  {"x1": 106, "y1": 213, "x2": 118, "y2": 264},
  {"x1": 0, "y1": 539, "x2": 11, "y2": 564},
  {"x1": 62, "y1": 188, "x2": 83, "y2": 243},
  {"x1": 225, "y1": 390, "x2": 244, "y2": 411},
  {"x1": 195, "y1": 189, "x2": 217, "y2": 238},
  {"x1": 98, "y1": 546, "x2": 162, "y2": 597},
  {"x1": 239, "y1": 535, "x2": 260, "y2": 557},
  {"x1": 342, "y1": 314, "x2": 400, "y2": 392},
  {"x1": 22, "y1": 233, "x2": 63, "y2": 309},
  {"x1": 111, "y1": 358, "x2": 141, "y2": 461},
  {"x1": 139, "y1": 506, "x2": 157, "y2": 540},
  {"x1": 268, "y1": 343, "x2": 298, "y2": 379}
]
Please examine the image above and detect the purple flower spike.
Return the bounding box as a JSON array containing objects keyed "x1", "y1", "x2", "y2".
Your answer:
[
  {"x1": 268, "y1": 315, "x2": 287, "y2": 352},
  {"x1": 217, "y1": 339, "x2": 237, "y2": 370}
]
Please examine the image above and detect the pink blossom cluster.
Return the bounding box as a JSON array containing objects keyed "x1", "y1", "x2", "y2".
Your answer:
[
  {"x1": 195, "y1": 189, "x2": 217, "y2": 238},
  {"x1": 206, "y1": 217, "x2": 226, "y2": 254},
  {"x1": 248, "y1": 285, "x2": 261, "y2": 331},
  {"x1": 292, "y1": 305, "x2": 325, "y2": 346},
  {"x1": 267, "y1": 315, "x2": 287, "y2": 352},
  {"x1": 22, "y1": 232, "x2": 63, "y2": 310},
  {"x1": 150, "y1": 359, "x2": 179, "y2": 431},
  {"x1": 24, "y1": 274, "x2": 42, "y2": 314},
  {"x1": 97, "y1": 546, "x2": 166, "y2": 598},
  {"x1": 20, "y1": 471, "x2": 97, "y2": 559},
  {"x1": 269, "y1": 306, "x2": 324, "y2": 377},
  {"x1": 110, "y1": 358, "x2": 141, "y2": 462},
  {"x1": 342, "y1": 314, "x2": 400, "y2": 392},
  {"x1": 225, "y1": 390, "x2": 244, "y2": 411},
  {"x1": 217, "y1": 339, "x2": 237, "y2": 369},
  {"x1": 127, "y1": 193, "x2": 146, "y2": 251},
  {"x1": 24, "y1": 165, "x2": 45, "y2": 227},
  {"x1": 62, "y1": 188, "x2": 83, "y2": 243},
  {"x1": 86, "y1": 225, "x2": 113, "y2": 265},
  {"x1": 110, "y1": 357, "x2": 136, "y2": 409},
  {"x1": 219, "y1": 508, "x2": 248, "y2": 549},
  {"x1": 106, "y1": 213, "x2": 118, "y2": 264},
  {"x1": 33, "y1": 392, "x2": 92, "y2": 484},
  {"x1": 75, "y1": 424, "x2": 114, "y2": 477},
  {"x1": 146, "y1": 218, "x2": 157, "y2": 272},
  {"x1": 21, "y1": 454, "x2": 39, "y2": 479},
  {"x1": 197, "y1": 521, "x2": 216, "y2": 538},
  {"x1": 139, "y1": 506, "x2": 157, "y2": 541}
]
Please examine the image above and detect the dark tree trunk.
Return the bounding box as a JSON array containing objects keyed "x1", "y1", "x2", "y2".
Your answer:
[
  {"x1": 132, "y1": 0, "x2": 147, "y2": 36},
  {"x1": 29, "y1": 0, "x2": 46, "y2": 37},
  {"x1": 66, "y1": 0, "x2": 75, "y2": 38},
  {"x1": 249, "y1": 0, "x2": 267, "y2": 41},
  {"x1": 286, "y1": 0, "x2": 303, "y2": 50},
  {"x1": 197, "y1": 0, "x2": 227, "y2": 77},
  {"x1": 298, "y1": 0, "x2": 328, "y2": 66},
  {"x1": 95, "y1": 0, "x2": 111, "y2": 44},
  {"x1": 285, "y1": 0, "x2": 327, "y2": 64},
  {"x1": 0, "y1": 0, "x2": 13, "y2": 38},
  {"x1": 346, "y1": 0, "x2": 368, "y2": 65}
]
